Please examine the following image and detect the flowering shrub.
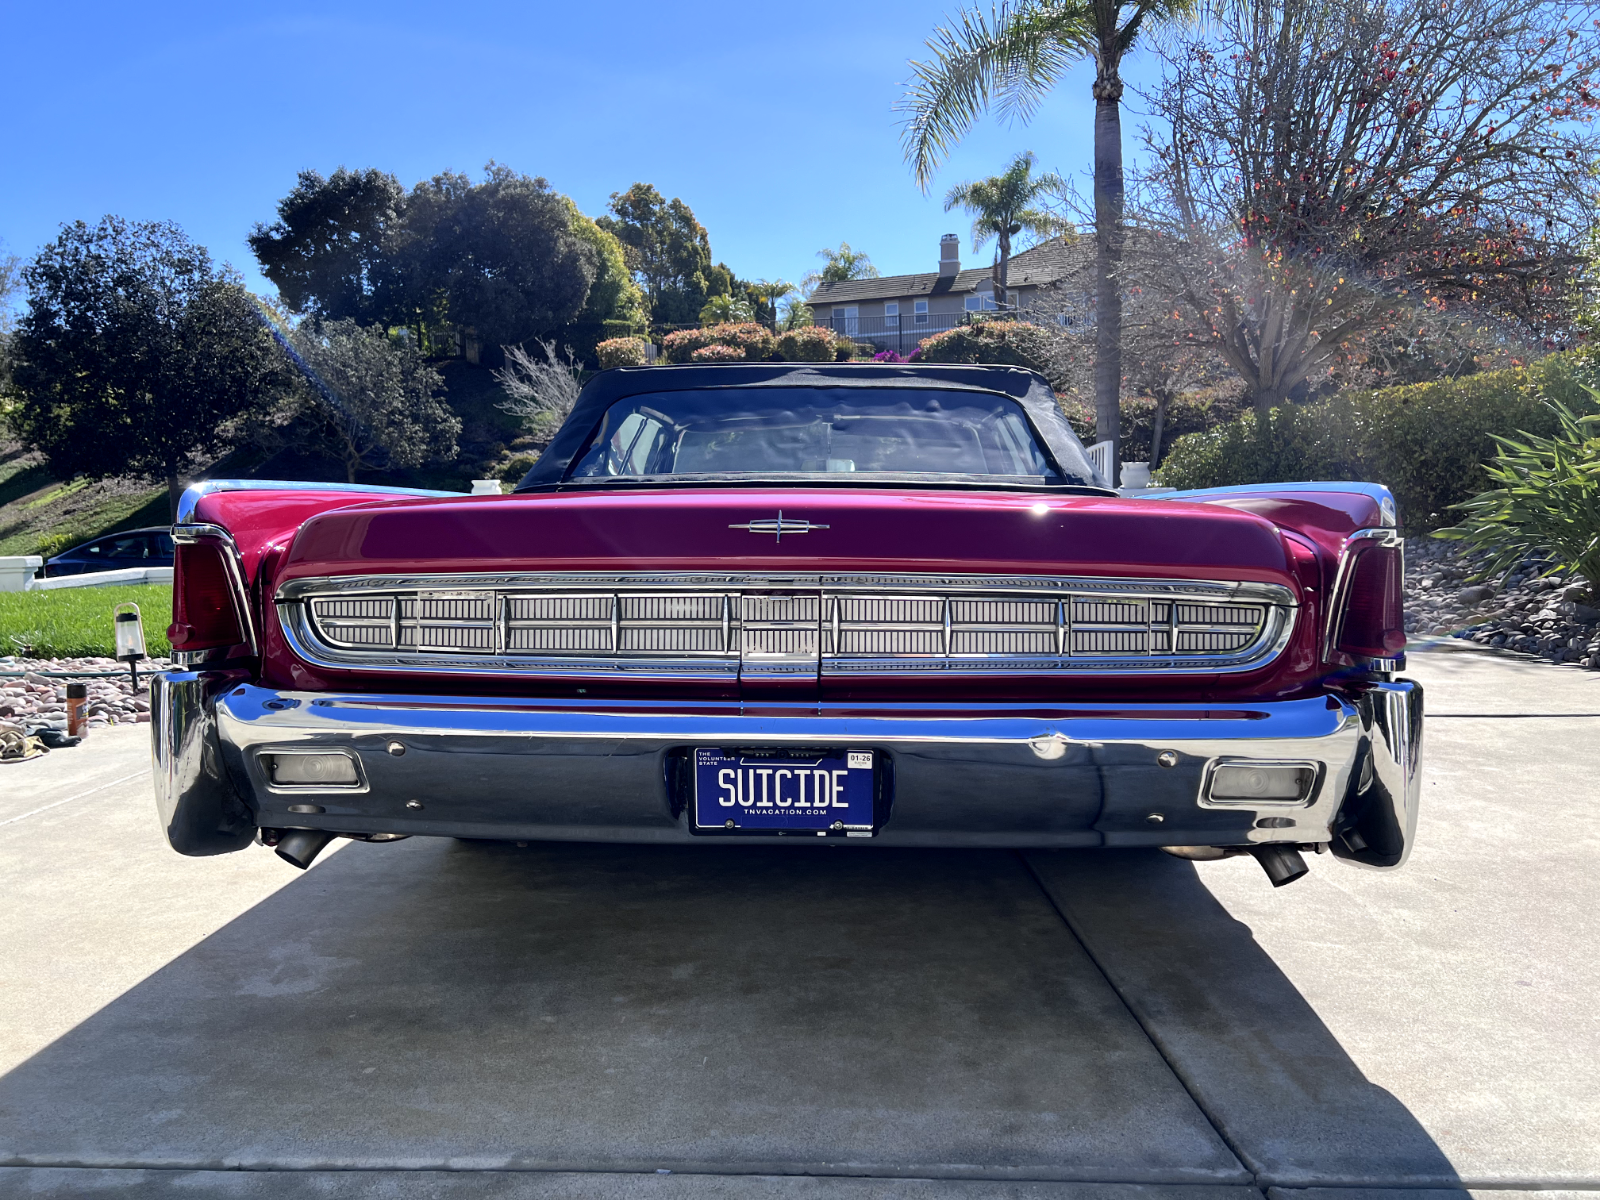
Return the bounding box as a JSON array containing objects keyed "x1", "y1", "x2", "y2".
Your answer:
[
  {"x1": 595, "y1": 337, "x2": 648, "y2": 369},
  {"x1": 872, "y1": 349, "x2": 908, "y2": 363},
  {"x1": 663, "y1": 322, "x2": 774, "y2": 363},
  {"x1": 774, "y1": 326, "x2": 837, "y2": 362},
  {"x1": 915, "y1": 320, "x2": 1056, "y2": 371},
  {"x1": 690, "y1": 343, "x2": 745, "y2": 363}
]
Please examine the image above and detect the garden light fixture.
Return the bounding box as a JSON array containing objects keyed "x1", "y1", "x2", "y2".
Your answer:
[{"x1": 114, "y1": 601, "x2": 147, "y2": 691}]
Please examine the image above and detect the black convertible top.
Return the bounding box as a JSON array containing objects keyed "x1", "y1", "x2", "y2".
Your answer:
[{"x1": 514, "y1": 361, "x2": 1107, "y2": 492}]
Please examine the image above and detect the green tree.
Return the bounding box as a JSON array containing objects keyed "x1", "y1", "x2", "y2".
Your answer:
[
  {"x1": 561, "y1": 197, "x2": 649, "y2": 354},
  {"x1": 247, "y1": 167, "x2": 405, "y2": 325},
  {"x1": 943, "y1": 151, "x2": 1068, "y2": 307},
  {"x1": 0, "y1": 239, "x2": 22, "y2": 333},
  {"x1": 899, "y1": 0, "x2": 1198, "y2": 476},
  {"x1": 285, "y1": 319, "x2": 460, "y2": 483},
  {"x1": 10, "y1": 217, "x2": 288, "y2": 517},
  {"x1": 803, "y1": 242, "x2": 878, "y2": 294},
  {"x1": 597, "y1": 183, "x2": 723, "y2": 327},
  {"x1": 391, "y1": 164, "x2": 597, "y2": 350},
  {"x1": 0, "y1": 238, "x2": 22, "y2": 397}
]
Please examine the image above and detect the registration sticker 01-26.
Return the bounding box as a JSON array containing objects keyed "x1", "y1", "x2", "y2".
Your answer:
[{"x1": 693, "y1": 748, "x2": 875, "y2": 835}]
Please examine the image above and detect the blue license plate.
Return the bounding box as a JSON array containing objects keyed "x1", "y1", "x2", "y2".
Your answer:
[{"x1": 693, "y1": 748, "x2": 876, "y2": 835}]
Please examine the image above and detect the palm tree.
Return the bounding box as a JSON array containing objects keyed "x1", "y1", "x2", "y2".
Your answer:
[
  {"x1": 746, "y1": 278, "x2": 798, "y2": 330},
  {"x1": 899, "y1": 0, "x2": 1199, "y2": 474},
  {"x1": 699, "y1": 293, "x2": 756, "y2": 327},
  {"x1": 944, "y1": 151, "x2": 1067, "y2": 310},
  {"x1": 802, "y1": 242, "x2": 879, "y2": 295}
]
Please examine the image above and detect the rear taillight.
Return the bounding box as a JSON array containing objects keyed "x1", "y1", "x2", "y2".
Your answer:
[
  {"x1": 1330, "y1": 535, "x2": 1405, "y2": 659},
  {"x1": 168, "y1": 539, "x2": 247, "y2": 652}
]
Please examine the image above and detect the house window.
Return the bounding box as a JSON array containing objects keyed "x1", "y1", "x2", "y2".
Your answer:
[
  {"x1": 914, "y1": 300, "x2": 928, "y2": 325},
  {"x1": 983, "y1": 294, "x2": 998, "y2": 310},
  {"x1": 964, "y1": 295, "x2": 980, "y2": 312},
  {"x1": 884, "y1": 302, "x2": 899, "y2": 328},
  {"x1": 836, "y1": 306, "x2": 858, "y2": 335}
]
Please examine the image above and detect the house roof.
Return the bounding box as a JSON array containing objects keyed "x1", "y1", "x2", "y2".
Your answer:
[{"x1": 807, "y1": 237, "x2": 1082, "y2": 306}]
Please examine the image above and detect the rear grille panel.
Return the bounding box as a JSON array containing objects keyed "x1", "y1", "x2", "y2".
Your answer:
[{"x1": 285, "y1": 573, "x2": 1295, "y2": 677}]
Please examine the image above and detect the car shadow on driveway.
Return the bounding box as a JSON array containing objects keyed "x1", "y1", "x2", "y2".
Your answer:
[{"x1": 0, "y1": 838, "x2": 1459, "y2": 1194}]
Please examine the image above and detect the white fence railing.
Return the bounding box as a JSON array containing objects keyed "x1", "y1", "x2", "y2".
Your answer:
[{"x1": 1084, "y1": 440, "x2": 1113, "y2": 488}]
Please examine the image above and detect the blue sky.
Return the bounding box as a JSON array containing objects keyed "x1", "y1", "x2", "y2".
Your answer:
[{"x1": 2, "y1": 1, "x2": 1159, "y2": 303}]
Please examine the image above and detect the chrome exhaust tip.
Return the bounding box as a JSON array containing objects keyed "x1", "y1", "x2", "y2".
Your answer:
[
  {"x1": 1251, "y1": 844, "x2": 1310, "y2": 887},
  {"x1": 275, "y1": 829, "x2": 335, "y2": 870}
]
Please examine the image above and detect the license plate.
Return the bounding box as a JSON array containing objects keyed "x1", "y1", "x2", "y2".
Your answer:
[{"x1": 693, "y1": 748, "x2": 875, "y2": 835}]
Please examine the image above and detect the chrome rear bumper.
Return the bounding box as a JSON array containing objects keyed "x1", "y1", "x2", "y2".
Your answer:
[{"x1": 152, "y1": 673, "x2": 1421, "y2": 867}]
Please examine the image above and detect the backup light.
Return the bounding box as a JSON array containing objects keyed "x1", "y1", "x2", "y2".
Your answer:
[
  {"x1": 1207, "y1": 763, "x2": 1314, "y2": 803},
  {"x1": 266, "y1": 752, "x2": 360, "y2": 787}
]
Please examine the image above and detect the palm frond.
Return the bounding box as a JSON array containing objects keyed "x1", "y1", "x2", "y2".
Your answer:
[{"x1": 897, "y1": 1, "x2": 1092, "y2": 192}]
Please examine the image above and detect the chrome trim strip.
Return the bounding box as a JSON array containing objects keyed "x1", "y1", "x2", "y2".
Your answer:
[
  {"x1": 277, "y1": 571, "x2": 1297, "y2": 604},
  {"x1": 171, "y1": 523, "x2": 260, "y2": 658},
  {"x1": 1324, "y1": 527, "x2": 1405, "y2": 661},
  {"x1": 220, "y1": 684, "x2": 1356, "y2": 745},
  {"x1": 1153, "y1": 481, "x2": 1399, "y2": 528},
  {"x1": 275, "y1": 572, "x2": 1299, "y2": 679},
  {"x1": 175, "y1": 479, "x2": 459, "y2": 527}
]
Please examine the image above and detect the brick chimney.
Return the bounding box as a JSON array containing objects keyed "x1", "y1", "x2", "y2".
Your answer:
[{"x1": 938, "y1": 233, "x2": 960, "y2": 278}]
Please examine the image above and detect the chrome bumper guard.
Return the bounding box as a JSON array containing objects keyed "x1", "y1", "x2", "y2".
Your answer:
[{"x1": 151, "y1": 673, "x2": 1422, "y2": 866}]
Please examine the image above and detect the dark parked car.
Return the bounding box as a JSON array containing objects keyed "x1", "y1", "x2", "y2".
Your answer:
[{"x1": 44, "y1": 527, "x2": 175, "y2": 577}]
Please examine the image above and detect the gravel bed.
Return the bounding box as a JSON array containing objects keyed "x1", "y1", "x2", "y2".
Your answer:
[
  {"x1": 0, "y1": 656, "x2": 171, "y2": 731},
  {"x1": 1405, "y1": 538, "x2": 1600, "y2": 667}
]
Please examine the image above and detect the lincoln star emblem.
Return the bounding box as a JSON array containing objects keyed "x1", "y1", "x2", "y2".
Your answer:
[{"x1": 729, "y1": 512, "x2": 830, "y2": 542}]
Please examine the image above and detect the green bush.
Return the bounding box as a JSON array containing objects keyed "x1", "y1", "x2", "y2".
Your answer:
[
  {"x1": 1056, "y1": 388, "x2": 1250, "y2": 462},
  {"x1": 775, "y1": 326, "x2": 836, "y2": 362},
  {"x1": 0, "y1": 584, "x2": 173, "y2": 658},
  {"x1": 595, "y1": 337, "x2": 648, "y2": 369},
  {"x1": 1156, "y1": 354, "x2": 1594, "y2": 530},
  {"x1": 30, "y1": 531, "x2": 78, "y2": 560},
  {"x1": 495, "y1": 453, "x2": 539, "y2": 486},
  {"x1": 1435, "y1": 396, "x2": 1600, "y2": 594},
  {"x1": 834, "y1": 337, "x2": 857, "y2": 362},
  {"x1": 915, "y1": 319, "x2": 1056, "y2": 373},
  {"x1": 661, "y1": 322, "x2": 774, "y2": 364}
]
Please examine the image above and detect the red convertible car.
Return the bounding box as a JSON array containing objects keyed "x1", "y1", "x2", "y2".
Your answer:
[{"x1": 152, "y1": 362, "x2": 1421, "y2": 888}]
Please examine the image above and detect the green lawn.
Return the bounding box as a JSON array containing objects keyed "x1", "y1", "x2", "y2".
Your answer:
[{"x1": 0, "y1": 584, "x2": 173, "y2": 659}]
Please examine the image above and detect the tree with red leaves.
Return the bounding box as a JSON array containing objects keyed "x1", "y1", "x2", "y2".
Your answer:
[{"x1": 1132, "y1": 0, "x2": 1600, "y2": 424}]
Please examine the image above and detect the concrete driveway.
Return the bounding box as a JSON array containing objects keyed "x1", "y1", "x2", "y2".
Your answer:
[{"x1": 1, "y1": 646, "x2": 1596, "y2": 1198}]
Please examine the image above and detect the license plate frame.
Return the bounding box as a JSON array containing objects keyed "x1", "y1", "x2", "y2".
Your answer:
[{"x1": 691, "y1": 748, "x2": 877, "y2": 836}]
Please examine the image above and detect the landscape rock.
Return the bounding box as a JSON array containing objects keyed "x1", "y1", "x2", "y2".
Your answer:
[
  {"x1": 1404, "y1": 538, "x2": 1600, "y2": 669},
  {"x1": 0, "y1": 656, "x2": 173, "y2": 729}
]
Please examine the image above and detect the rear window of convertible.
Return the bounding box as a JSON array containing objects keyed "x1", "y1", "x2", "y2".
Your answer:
[{"x1": 566, "y1": 388, "x2": 1063, "y2": 483}]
